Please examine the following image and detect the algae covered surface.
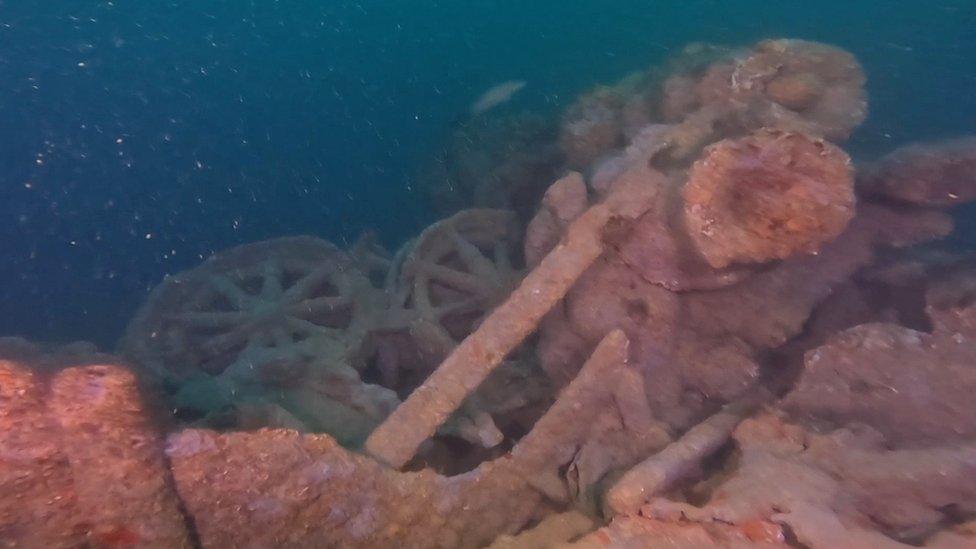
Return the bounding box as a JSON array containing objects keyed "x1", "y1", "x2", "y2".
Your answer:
[{"x1": 3, "y1": 2, "x2": 976, "y2": 548}]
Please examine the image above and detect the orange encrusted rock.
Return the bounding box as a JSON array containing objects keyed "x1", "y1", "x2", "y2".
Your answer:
[
  {"x1": 48, "y1": 365, "x2": 193, "y2": 547},
  {"x1": 166, "y1": 428, "x2": 542, "y2": 548},
  {"x1": 683, "y1": 129, "x2": 856, "y2": 269},
  {"x1": 567, "y1": 515, "x2": 788, "y2": 548},
  {"x1": 682, "y1": 204, "x2": 952, "y2": 349},
  {"x1": 487, "y1": 510, "x2": 595, "y2": 548},
  {"x1": 0, "y1": 361, "x2": 84, "y2": 546},
  {"x1": 640, "y1": 413, "x2": 976, "y2": 544},
  {"x1": 0, "y1": 361, "x2": 192, "y2": 547}
]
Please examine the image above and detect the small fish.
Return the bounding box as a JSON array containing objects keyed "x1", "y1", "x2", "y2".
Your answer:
[
  {"x1": 884, "y1": 42, "x2": 914, "y2": 52},
  {"x1": 470, "y1": 80, "x2": 526, "y2": 115}
]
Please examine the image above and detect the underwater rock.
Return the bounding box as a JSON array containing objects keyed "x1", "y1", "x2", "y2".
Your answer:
[
  {"x1": 660, "y1": 74, "x2": 702, "y2": 123},
  {"x1": 166, "y1": 428, "x2": 542, "y2": 548},
  {"x1": 784, "y1": 317, "x2": 976, "y2": 447},
  {"x1": 643, "y1": 39, "x2": 868, "y2": 170},
  {"x1": 565, "y1": 256, "x2": 679, "y2": 362},
  {"x1": 726, "y1": 39, "x2": 868, "y2": 141},
  {"x1": 681, "y1": 204, "x2": 952, "y2": 350},
  {"x1": 859, "y1": 137, "x2": 976, "y2": 207},
  {"x1": 640, "y1": 413, "x2": 976, "y2": 545},
  {"x1": 487, "y1": 510, "x2": 595, "y2": 549},
  {"x1": 0, "y1": 362, "x2": 86, "y2": 546},
  {"x1": 665, "y1": 39, "x2": 868, "y2": 143},
  {"x1": 592, "y1": 151, "x2": 754, "y2": 292},
  {"x1": 535, "y1": 301, "x2": 592, "y2": 385},
  {"x1": 683, "y1": 129, "x2": 855, "y2": 269},
  {"x1": 430, "y1": 38, "x2": 866, "y2": 219},
  {"x1": 560, "y1": 87, "x2": 628, "y2": 168},
  {"x1": 0, "y1": 360, "x2": 192, "y2": 547},
  {"x1": 47, "y1": 365, "x2": 193, "y2": 547},
  {"x1": 568, "y1": 515, "x2": 788, "y2": 548},
  {"x1": 539, "y1": 174, "x2": 950, "y2": 433}
]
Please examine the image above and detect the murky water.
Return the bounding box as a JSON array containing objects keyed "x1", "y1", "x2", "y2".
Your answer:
[{"x1": 2, "y1": 2, "x2": 976, "y2": 547}]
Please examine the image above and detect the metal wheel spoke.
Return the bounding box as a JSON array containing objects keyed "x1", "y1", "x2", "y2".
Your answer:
[
  {"x1": 412, "y1": 261, "x2": 492, "y2": 295},
  {"x1": 169, "y1": 311, "x2": 248, "y2": 329},
  {"x1": 260, "y1": 260, "x2": 284, "y2": 301},
  {"x1": 284, "y1": 263, "x2": 338, "y2": 301},
  {"x1": 210, "y1": 275, "x2": 256, "y2": 309},
  {"x1": 448, "y1": 229, "x2": 499, "y2": 280},
  {"x1": 412, "y1": 274, "x2": 435, "y2": 316},
  {"x1": 199, "y1": 326, "x2": 252, "y2": 356},
  {"x1": 493, "y1": 243, "x2": 513, "y2": 279},
  {"x1": 433, "y1": 297, "x2": 484, "y2": 319},
  {"x1": 288, "y1": 296, "x2": 350, "y2": 317},
  {"x1": 271, "y1": 326, "x2": 292, "y2": 348},
  {"x1": 286, "y1": 316, "x2": 339, "y2": 337}
]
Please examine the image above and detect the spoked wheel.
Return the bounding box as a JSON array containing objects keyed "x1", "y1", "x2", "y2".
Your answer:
[
  {"x1": 122, "y1": 236, "x2": 377, "y2": 385},
  {"x1": 349, "y1": 231, "x2": 397, "y2": 292},
  {"x1": 395, "y1": 209, "x2": 524, "y2": 362},
  {"x1": 385, "y1": 209, "x2": 527, "y2": 451}
]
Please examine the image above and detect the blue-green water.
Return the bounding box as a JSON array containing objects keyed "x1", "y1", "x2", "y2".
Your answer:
[{"x1": 2, "y1": 1, "x2": 975, "y2": 345}]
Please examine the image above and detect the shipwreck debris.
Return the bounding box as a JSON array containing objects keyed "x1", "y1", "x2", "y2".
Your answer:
[
  {"x1": 683, "y1": 129, "x2": 855, "y2": 269},
  {"x1": 5, "y1": 36, "x2": 976, "y2": 548},
  {"x1": 365, "y1": 173, "x2": 662, "y2": 468}
]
